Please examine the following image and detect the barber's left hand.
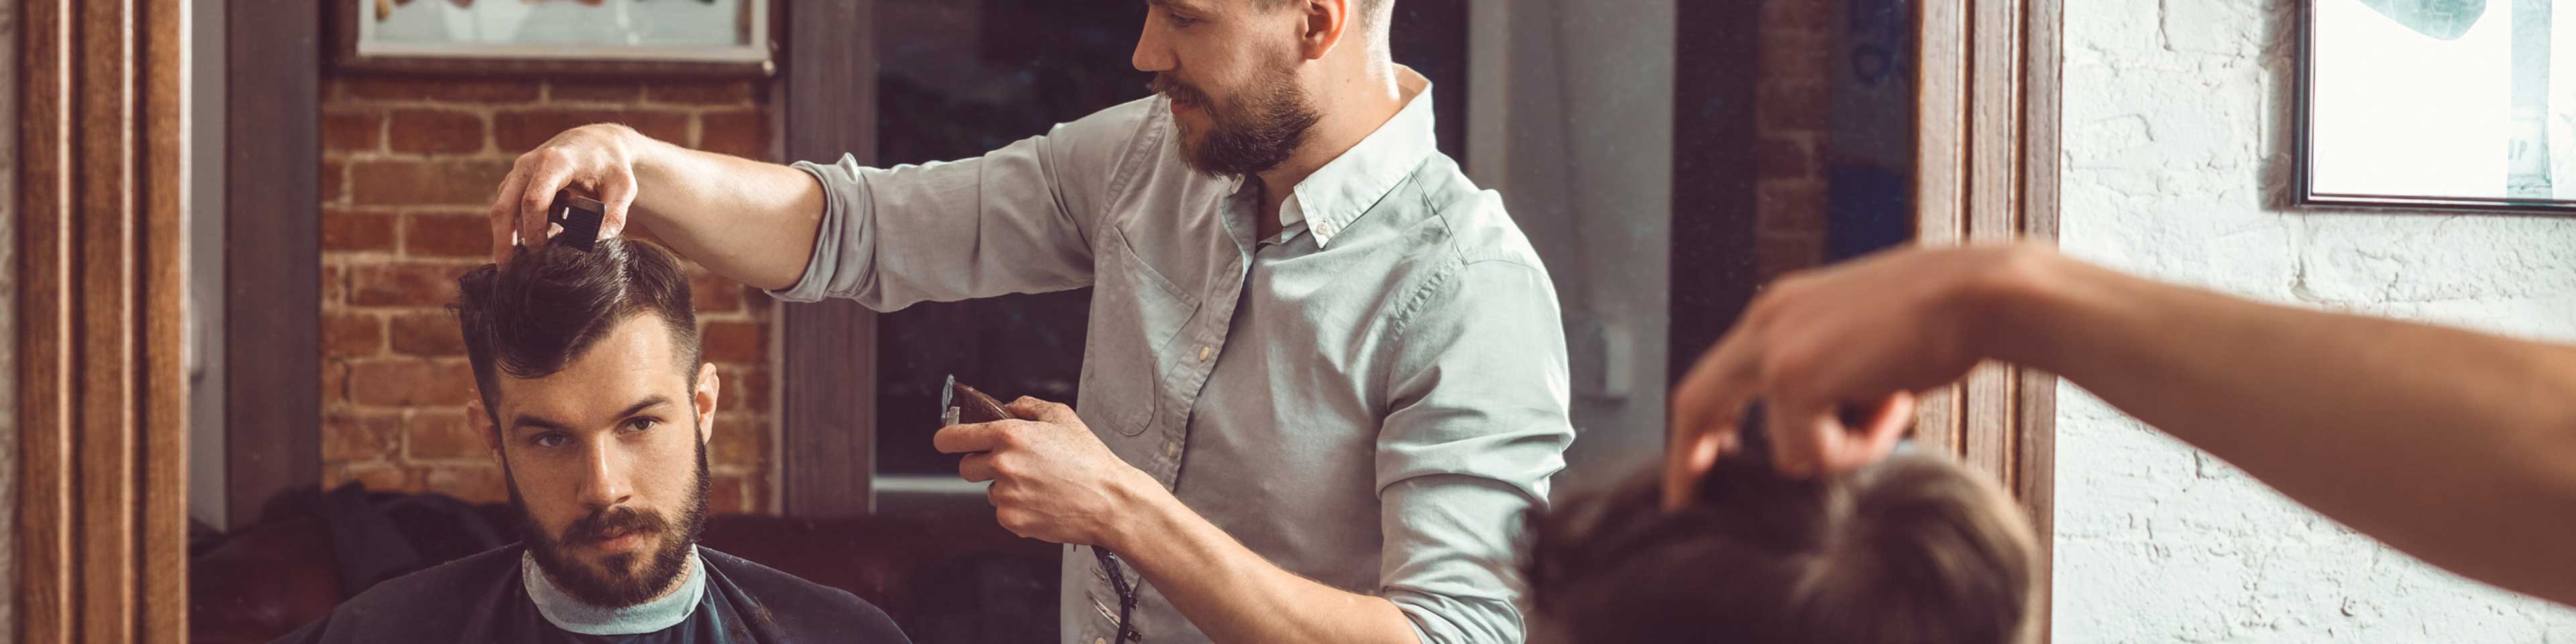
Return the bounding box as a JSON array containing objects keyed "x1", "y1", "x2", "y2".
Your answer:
[{"x1": 933, "y1": 397, "x2": 1160, "y2": 546}]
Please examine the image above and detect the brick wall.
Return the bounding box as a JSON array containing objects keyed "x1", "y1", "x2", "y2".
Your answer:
[
  {"x1": 317, "y1": 75, "x2": 778, "y2": 514},
  {"x1": 1752, "y1": 0, "x2": 1831, "y2": 279}
]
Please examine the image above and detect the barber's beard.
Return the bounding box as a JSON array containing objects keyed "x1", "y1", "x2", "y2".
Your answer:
[
  {"x1": 1152, "y1": 53, "x2": 1320, "y2": 178},
  {"x1": 505, "y1": 435, "x2": 712, "y2": 608}
]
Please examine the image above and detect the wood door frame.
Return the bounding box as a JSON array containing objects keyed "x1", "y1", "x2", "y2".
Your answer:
[
  {"x1": 15, "y1": 0, "x2": 191, "y2": 638},
  {"x1": 1914, "y1": 0, "x2": 2061, "y2": 635},
  {"x1": 776, "y1": 0, "x2": 880, "y2": 518}
]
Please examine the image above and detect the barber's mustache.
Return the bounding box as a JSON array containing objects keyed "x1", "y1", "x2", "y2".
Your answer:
[
  {"x1": 563, "y1": 504, "x2": 669, "y2": 543},
  {"x1": 1150, "y1": 74, "x2": 1210, "y2": 109}
]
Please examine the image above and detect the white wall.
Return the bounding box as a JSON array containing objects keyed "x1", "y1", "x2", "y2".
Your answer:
[
  {"x1": 1466, "y1": 0, "x2": 1674, "y2": 495},
  {"x1": 2059, "y1": 0, "x2": 2576, "y2": 640}
]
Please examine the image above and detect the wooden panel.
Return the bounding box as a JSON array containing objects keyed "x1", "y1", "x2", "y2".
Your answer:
[
  {"x1": 1913, "y1": 0, "x2": 1969, "y2": 456},
  {"x1": 140, "y1": 0, "x2": 193, "y2": 637},
  {"x1": 1961, "y1": 0, "x2": 2024, "y2": 481},
  {"x1": 15, "y1": 0, "x2": 191, "y2": 637},
  {"x1": 780, "y1": 0, "x2": 881, "y2": 517},
  {"x1": 224, "y1": 0, "x2": 322, "y2": 529},
  {"x1": 19, "y1": 0, "x2": 76, "y2": 638},
  {"x1": 2018, "y1": 0, "x2": 2063, "y2": 628}
]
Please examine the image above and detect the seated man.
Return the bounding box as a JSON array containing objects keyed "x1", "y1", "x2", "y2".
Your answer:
[
  {"x1": 279, "y1": 239, "x2": 908, "y2": 643},
  {"x1": 1523, "y1": 445, "x2": 2041, "y2": 644}
]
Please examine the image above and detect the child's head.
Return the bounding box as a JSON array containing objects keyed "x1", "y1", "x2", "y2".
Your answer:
[{"x1": 1524, "y1": 449, "x2": 2041, "y2": 643}]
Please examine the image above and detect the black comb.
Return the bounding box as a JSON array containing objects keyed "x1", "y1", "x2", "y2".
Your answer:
[{"x1": 547, "y1": 189, "x2": 605, "y2": 252}]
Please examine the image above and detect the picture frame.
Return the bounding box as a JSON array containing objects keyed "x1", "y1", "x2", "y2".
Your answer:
[
  {"x1": 2296, "y1": 0, "x2": 2576, "y2": 213},
  {"x1": 334, "y1": 0, "x2": 775, "y2": 78}
]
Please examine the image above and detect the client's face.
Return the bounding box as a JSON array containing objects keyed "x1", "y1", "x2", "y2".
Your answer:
[{"x1": 486, "y1": 313, "x2": 720, "y2": 607}]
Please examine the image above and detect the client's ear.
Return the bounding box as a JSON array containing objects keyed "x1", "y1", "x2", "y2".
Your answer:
[
  {"x1": 468, "y1": 391, "x2": 500, "y2": 464},
  {"x1": 694, "y1": 362, "x2": 721, "y2": 445}
]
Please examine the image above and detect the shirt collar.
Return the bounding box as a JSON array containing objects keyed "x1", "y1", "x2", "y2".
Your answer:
[
  {"x1": 1283, "y1": 66, "x2": 1438, "y2": 248},
  {"x1": 523, "y1": 546, "x2": 706, "y2": 635}
]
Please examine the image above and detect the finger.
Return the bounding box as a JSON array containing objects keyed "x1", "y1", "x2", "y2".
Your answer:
[
  {"x1": 596, "y1": 168, "x2": 637, "y2": 240},
  {"x1": 1767, "y1": 394, "x2": 1837, "y2": 478},
  {"x1": 488, "y1": 171, "x2": 529, "y2": 264},
  {"x1": 1823, "y1": 392, "x2": 1916, "y2": 473},
  {"x1": 1664, "y1": 331, "x2": 1762, "y2": 509},
  {"x1": 959, "y1": 453, "x2": 997, "y2": 483},
  {"x1": 1006, "y1": 396, "x2": 1076, "y2": 423},
  {"x1": 517, "y1": 162, "x2": 578, "y2": 252},
  {"x1": 932, "y1": 421, "x2": 1005, "y2": 454}
]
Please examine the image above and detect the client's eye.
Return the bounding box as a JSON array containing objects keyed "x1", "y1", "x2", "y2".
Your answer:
[
  {"x1": 622, "y1": 418, "x2": 659, "y2": 433},
  {"x1": 531, "y1": 432, "x2": 570, "y2": 449}
]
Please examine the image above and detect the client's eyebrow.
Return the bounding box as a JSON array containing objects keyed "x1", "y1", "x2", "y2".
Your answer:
[{"x1": 511, "y1": 395, "x2": 677, "y2": 433}]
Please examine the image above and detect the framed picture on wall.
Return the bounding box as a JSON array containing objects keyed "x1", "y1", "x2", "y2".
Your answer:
[
  {"x1": 337, "y1": 0, "x2": 773, "y2": 77},
  {"x1": 2297, "y1": 0, "x2": 2576, "y2": 213}
]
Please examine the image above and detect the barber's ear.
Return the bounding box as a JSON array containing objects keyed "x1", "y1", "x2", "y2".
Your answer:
[
  {"x1": 468, "y1": 391, "x2": 500, "y2": 464},
  {"x1": 694, "y1": 362, "x2": 721, "y2": 445}
]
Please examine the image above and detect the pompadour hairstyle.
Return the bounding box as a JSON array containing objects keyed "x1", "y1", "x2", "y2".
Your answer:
[{"x1": 450, "y1": 238, "x2": 703, "y2": 421}]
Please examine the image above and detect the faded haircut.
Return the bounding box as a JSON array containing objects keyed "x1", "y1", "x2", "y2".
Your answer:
[
  {"x1": 1524, "y1": 449, "x2": 2042, "y2": 644},
  {"x1": 450, "y1": 238, "x2": 703, "y2": 425}
]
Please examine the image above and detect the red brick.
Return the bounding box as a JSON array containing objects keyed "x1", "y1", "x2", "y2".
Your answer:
[
  {"x1": 708, "y1": 414, "x2": 767, "y2": 469},
  {"x1": 343, "y1": 77, "x2": 541, "y2": 103},
  {"x1": 386, "y1": 109, "x2": 488, "y2": 155},
  {"x1": 692, "y1": 273, "x2": 744, "y2": 312},
  {"x1": 327, "y1": 464, "x2": 413, "y2": 493},
  {"x1": 321, "y1": 263, "x2": 347, "y2": 305},
  {"x1": 1758, "y1": 81, "x2": 1829, "y2": 130},
  {"x1": 323, "y1": 111, "x2": 384, "y2": 154},
  {"x1": 699, "y1": 110, "x2": 768, "y2": 160},
  {"x1": 347, "y1": 358, "x2": 478, "y2": 407},
  {"x1": 321, "y1": 158, "x2": 346, "y2": 203},
  {"x1": 1756, "y1": 180, "x2": 1828, "y2": 235},
  {"x1": 323, "y1": 208, "x2": 399, "y2": 253},
  {"x1": 402, "y1": 211, "x2": 493, "y2": 258},
  {"x1": 350, "y1": 262, "x2": 476, "y2": 307},
  {"x1": 408, "y1": 410, "x2": 493, "y2": 460},
  {"x1": 348, "y1": 158, "x2": 515, "y2": 207},
  {"x1": 645, "y1": 80, "x2": 760, "y2": 105},
  {"x1": 423, "y1": 466, "x2": 510, "y2": 504},
  {"x1": 1755, "y1": 136, "x2": 1815, "y2": 180},
  {"x1": 325, "y1": 311, "x2": 385, "y2": 358},
  {"x1": 700, "y1": 320, "x2": 766, "y2": 364},
  {"x1": 389, "y1": 311, "x2": 467, "y2": 357},
  {"x1": 547, "y1": 80, "x2": 643, "y2": 103},
  {"x1": 718, "y1": 367, "x2": 769, "y2": 409},
  {"x1": 494, "y1": 109, "x2": 690, "y2": 152},
  {"x1": 708, "y1": 474, "x2": 753, "y2": 515},
  {"x1": 323, "y1": 409, "x2": 402, "y2": 462},
  {"x1": 322, "y1": 359, "x2": 350, "y2": 405}
]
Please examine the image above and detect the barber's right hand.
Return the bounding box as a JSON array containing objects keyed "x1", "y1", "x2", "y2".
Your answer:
[
  {"x1": 1662, "y1": 244, "x2": 2051, "y2": 511},
  {"x1": 488, "y1": 123, "x2": 642, "y2": 264}
]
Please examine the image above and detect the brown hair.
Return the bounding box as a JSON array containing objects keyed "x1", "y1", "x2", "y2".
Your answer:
[
  {"x1": 449, "y1": 239, "x2": 702, "y2": 422},
  {"x1": 1524, "y1": 450, "x2": 2041, "y2": 644}
]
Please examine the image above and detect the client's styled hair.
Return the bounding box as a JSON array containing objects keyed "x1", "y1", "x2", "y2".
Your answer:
[
  {"x1": 1525, "y1": 449, "x2": 2041, "y2": 644},
  {"x1": 449, "y1": 239, "x2": 702, "y2": 421}
]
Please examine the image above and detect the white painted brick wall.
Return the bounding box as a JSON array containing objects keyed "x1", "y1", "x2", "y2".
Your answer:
[{"x1": 2059, "y1": 0, "x2": 2576, "y2": 641}]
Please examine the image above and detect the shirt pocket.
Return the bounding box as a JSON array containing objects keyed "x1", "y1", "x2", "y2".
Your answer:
[{"x1": 1086, "y1": 226, "x2": 1201, "y2": 437}]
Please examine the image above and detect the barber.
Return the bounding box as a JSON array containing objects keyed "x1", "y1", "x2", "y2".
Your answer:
[
  {"x1": 1662, "y1": 243, "x2": 2576, "y2": 607},
  {"x1": 484, "y1": 1, "x2": 1572, "y2": 643}
]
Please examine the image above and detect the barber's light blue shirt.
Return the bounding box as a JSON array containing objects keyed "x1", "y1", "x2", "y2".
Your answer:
[{"x1": 771, "y1": 68, "x2": 1572, "y2": 644}]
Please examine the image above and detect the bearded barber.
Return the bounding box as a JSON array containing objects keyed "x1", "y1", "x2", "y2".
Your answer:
[{"x1": 483, "y1": 1, "x2": 1571, "y2": 642}]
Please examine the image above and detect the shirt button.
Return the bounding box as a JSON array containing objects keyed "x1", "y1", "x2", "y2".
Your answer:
[
  {"x1": 1197, "y1": 345, "x2": 1212, "y2": 362},
  {"x1": 1095, "y1": 637, "x2": 1109, "y2": 644},
  {"x1": 1164, "y1": 441, "x2": 1179, "y2": 458}
]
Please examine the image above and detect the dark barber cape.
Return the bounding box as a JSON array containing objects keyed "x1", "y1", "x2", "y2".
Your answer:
[{"x1": 273, "y1": 545, "x2": 908, "y2": 644}]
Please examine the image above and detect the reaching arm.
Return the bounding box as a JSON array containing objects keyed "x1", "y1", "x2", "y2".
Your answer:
[
  {"x1": 485, "y1": 123, "x2": 824, "y2": 289},
  {"x1": 1666, "y1": 243, "x2": 2576, "y2": 606}
]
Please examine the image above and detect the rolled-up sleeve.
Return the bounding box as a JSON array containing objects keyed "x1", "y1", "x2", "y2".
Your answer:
[
  {"x1": 1375, "y1": 258, "x2": 1576, "y2": 644},
  {"x1": 767, "y1": 98, "x2": 1157, "y2": 310}
]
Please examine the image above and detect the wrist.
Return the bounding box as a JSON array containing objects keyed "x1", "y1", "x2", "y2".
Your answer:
[
  {"x1": 1099, "y1": 468, "x2": 1178, "y2": 553},
  {"x1": 1955, "y1": 244, "x2": 2076, "y2": 367}
]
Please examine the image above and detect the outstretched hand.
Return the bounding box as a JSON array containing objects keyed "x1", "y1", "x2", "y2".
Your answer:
[{"x1": 933, "y1": 397, "x2": 1160, "y2": 546}]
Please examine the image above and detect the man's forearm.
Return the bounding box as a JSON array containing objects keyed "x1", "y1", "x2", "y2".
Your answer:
[
  {"x1": 623, "y1": 130, "x2": 827, "y2": 290},
  {"x1": 1106, "y1": 486, "x2": 1420, "y2": 644},
  {"x1": 1982, "y1": 251, "x2": 2576, "y2": 604}
]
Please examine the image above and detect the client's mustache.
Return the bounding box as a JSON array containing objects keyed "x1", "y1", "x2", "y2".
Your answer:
[
  {"x1": 562, "y1": 504, "x2": 669, "y2": 543},
  {"x1": 1151, "y1": 74, "x2": 1210, "y2": 109}
]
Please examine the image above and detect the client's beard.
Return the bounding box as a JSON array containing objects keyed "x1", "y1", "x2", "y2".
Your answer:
[
  {"x1": 1152, "y1": 50, "x2": 1320, "y2": 178},
  {"x1": 505, "y1": 435, "x2": 712, "y2": 608}
]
